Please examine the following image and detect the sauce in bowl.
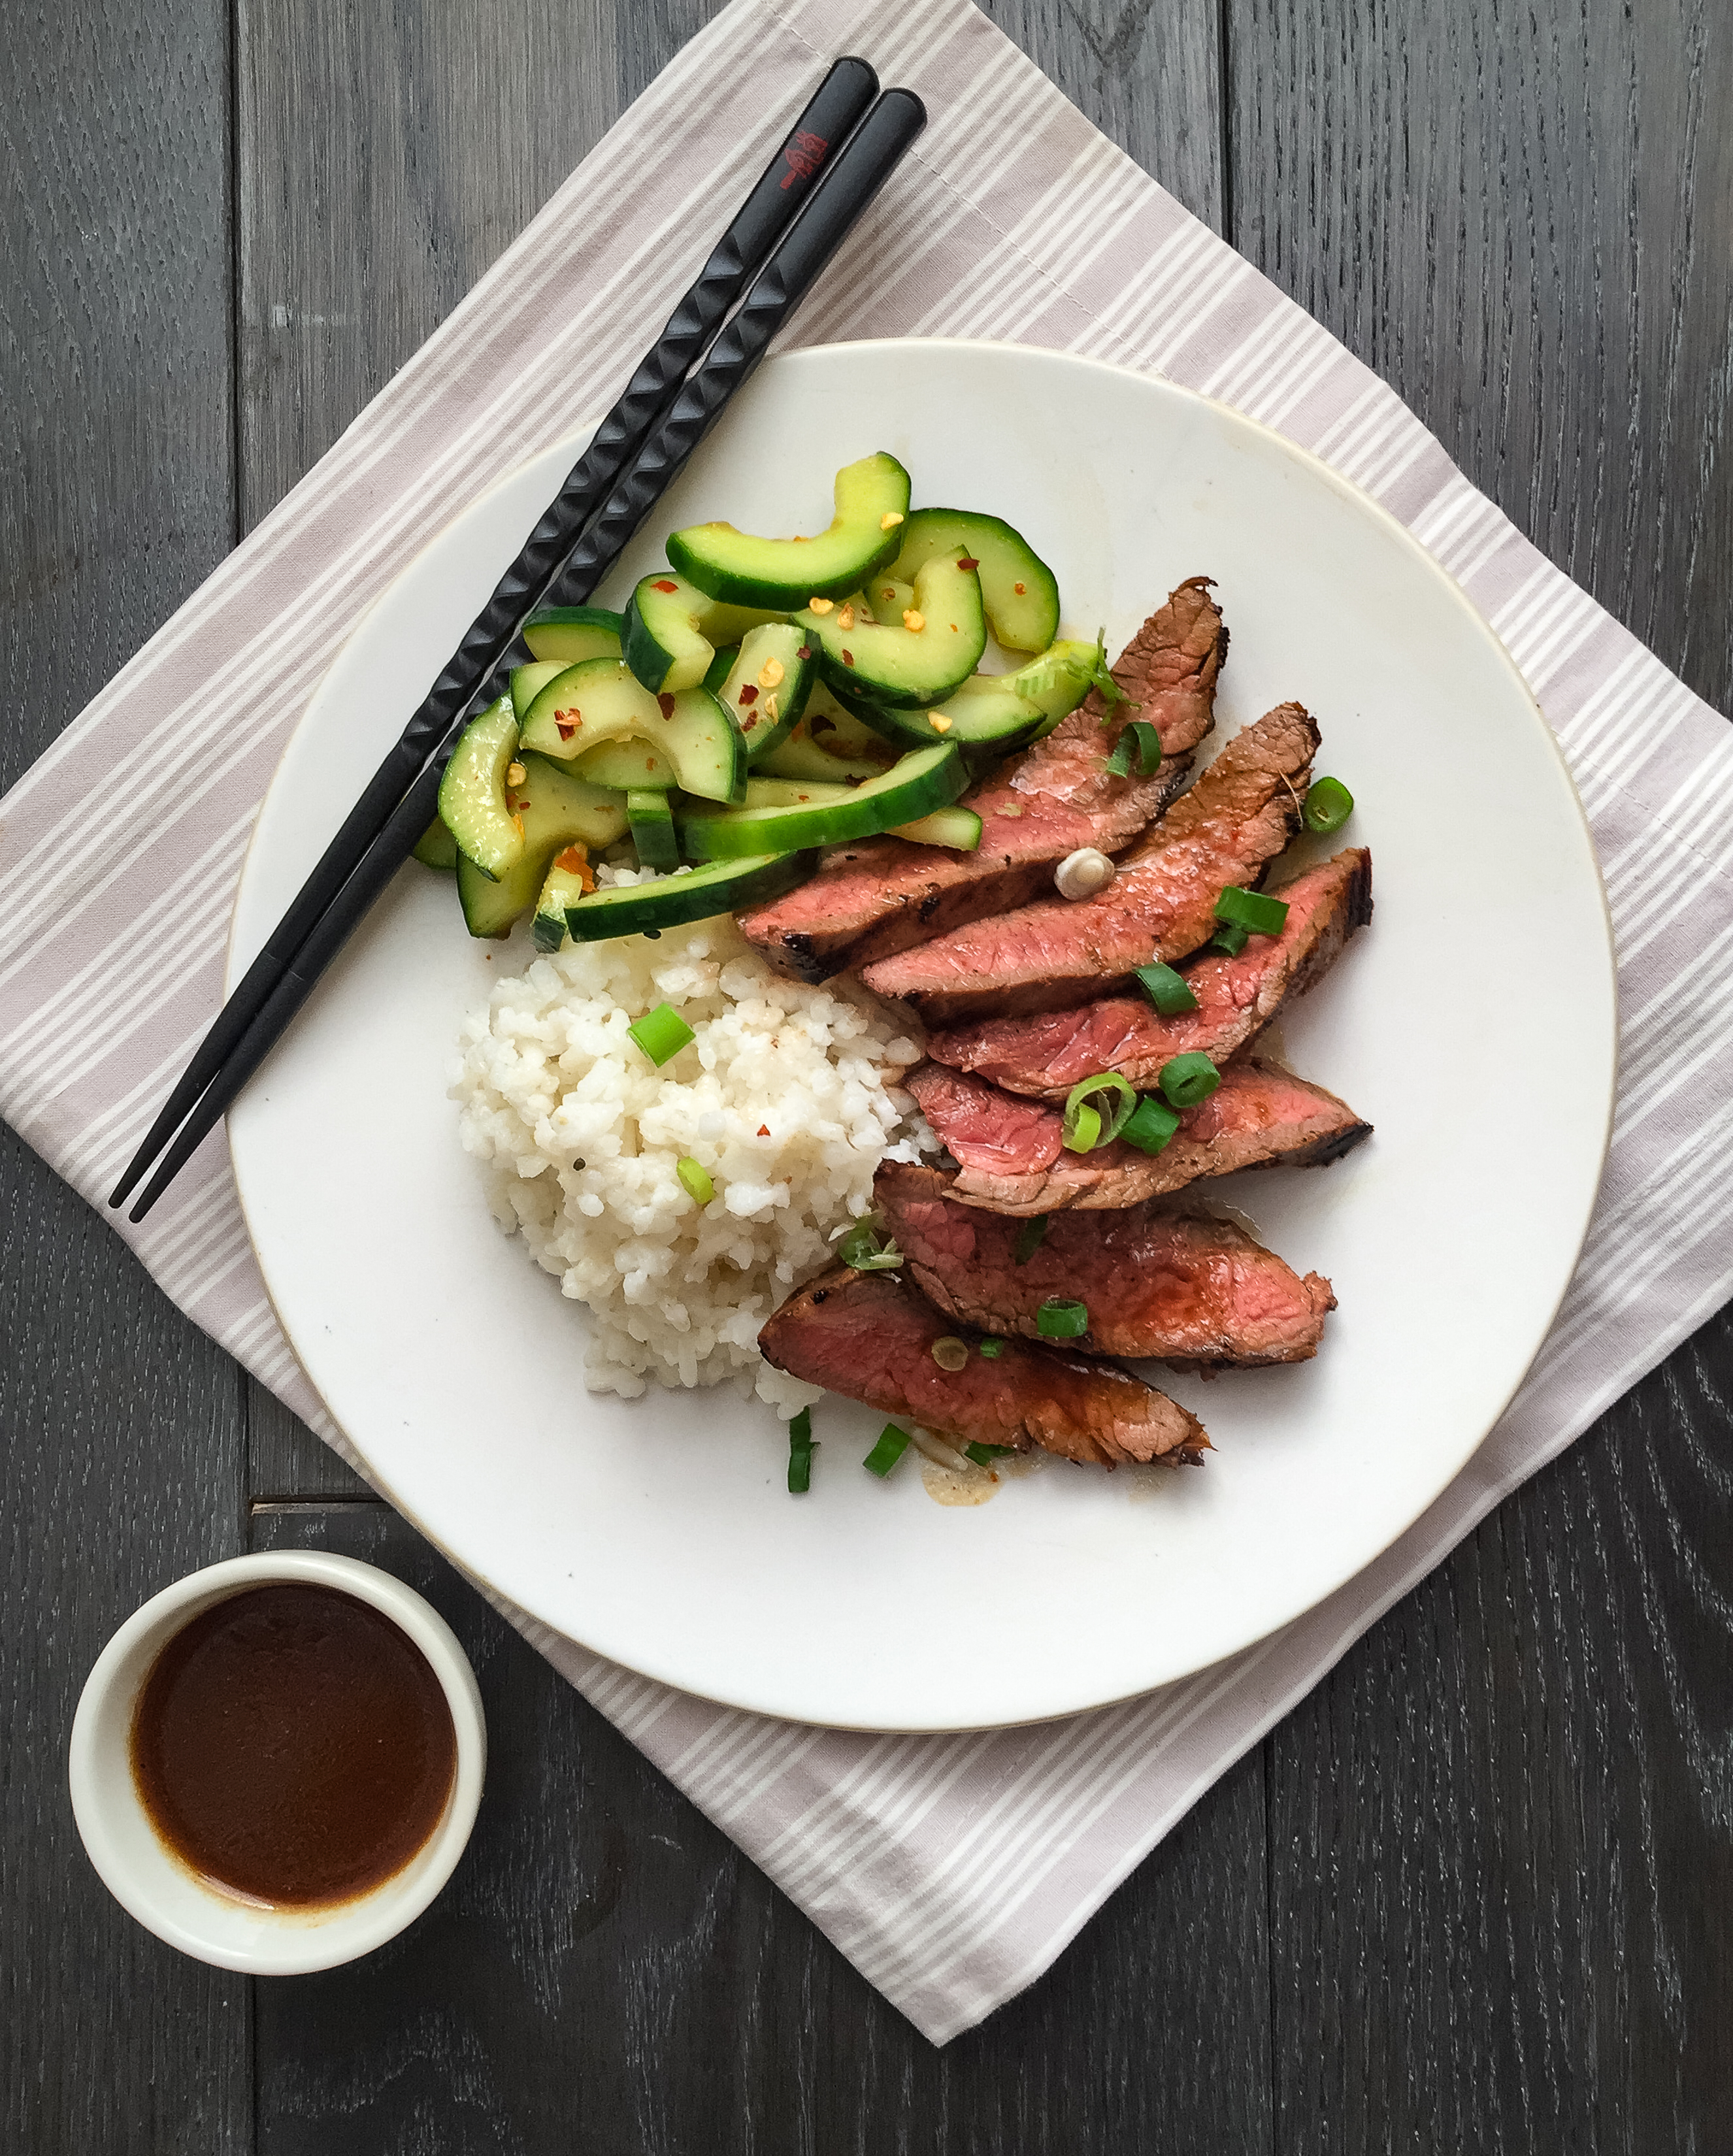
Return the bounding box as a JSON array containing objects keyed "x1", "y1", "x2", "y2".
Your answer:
[{"x1": 129, "y1": 1583, "x2": 458, "y2": 1908}]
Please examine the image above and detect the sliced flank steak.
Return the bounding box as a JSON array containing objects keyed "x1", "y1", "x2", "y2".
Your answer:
[
  {"x1": 904, "y1": 1058, "x2": 1371, "y2": 1214},
  {"x1": 736, "y1": 579, "x2": 1227, "y2": 982},
  {"x1": 759, "y1": 1266, "x2": 1209, "y2": 1468},
  {"x1": 874, "y1": 1162, "x2": 1336, "y2": 1367},
  {"x1": 861, "y1": 702, "x2": 1320, "y2": 1026},
  {"x1": 924, "y1": 849, "x2": 1373, "y2": 1099}
]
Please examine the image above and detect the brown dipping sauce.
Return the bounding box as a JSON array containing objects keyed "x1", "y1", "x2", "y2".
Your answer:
[{"x1": 129, "y1": 1584, "x2": 458, "y2": 1909}]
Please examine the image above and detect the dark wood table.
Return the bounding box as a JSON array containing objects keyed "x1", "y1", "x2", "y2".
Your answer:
[{"x1": 7, "y1": 3, "x2": 1731, "y2": 2146}]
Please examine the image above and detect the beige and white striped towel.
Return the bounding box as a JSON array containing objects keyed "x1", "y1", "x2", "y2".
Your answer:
[{"x1": 6, "y1": 0, "x2": 1731, "y2": 2044}]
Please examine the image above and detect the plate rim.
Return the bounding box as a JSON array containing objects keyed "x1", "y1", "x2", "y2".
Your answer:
[{"x1": 227, "y1": 337, "x2": 1617, "y2": 1731}]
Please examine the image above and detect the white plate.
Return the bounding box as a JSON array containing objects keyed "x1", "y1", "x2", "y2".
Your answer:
[{"x1": 228, "y1": 341, "x2": 1614, "y2": 1732}]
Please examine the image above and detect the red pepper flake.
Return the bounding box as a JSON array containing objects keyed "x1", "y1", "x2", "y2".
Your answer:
[
  {"x1": 738, "y1": 683, "x2": 759, "y2": 705},
  {"x1": 555, "y1": 717, "x2": 578, "y2": 740},
  {"x1": 795, "y1": 645, "x2": 813, "y2": 661},
  {"x1": 757, "y1": 1124, "x2": 770, "y2": 1137},
  {"x1": 657, "y1": 693, "x2": 676, "y2": 718},
  {"x1": 841, "y1": 649, "x2": 855, "y2": 666},
  {"x1": 958, "y1": 555, "x2": 980, "y2": 571},
  {"x1": 652, "y1": 578, "x2": 679, "y2": 593}
]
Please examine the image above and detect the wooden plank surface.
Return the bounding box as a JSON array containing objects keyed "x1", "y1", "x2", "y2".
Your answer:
[
  {"x1": 5, "y1": 0, "x2": 1731, "y2": 2146},
  {"x1": 0, "y1": 7, "x2": 252, "y2": 2147}
]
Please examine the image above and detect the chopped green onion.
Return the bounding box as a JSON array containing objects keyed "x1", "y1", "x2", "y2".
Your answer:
[
  {"x1": 1103, "y1": 719, "x2": 1161, "y2": 777},
  {"x1": 1104, "y1": 732, "x2": 1135, "y2": 777},
  {"x1": 787, "y1": 1408, "x2": 814, "y2": 1494},
  {"x1": 1091, "y1": 631, "x2": 1129, "y2": 711},
  {"x1": 838, "y1": 1215, "x2": 904, "y2": 1272},
  {"x1": 676, "y1": 1157, "x2": 715, "y2": 1204},
  {"x1": 628, "y1": 1002, "x2": 694, "y2": 1066},
  {"x1": 977, "y1": 1339, "x2": 1006, "y2": 1359},
  {"x1": 1063, "y1": 1071, "x2": 1137, "y2": 1151},
  {"x1": 1134, "y1": 960, "x2": 1198, "y2": 1016},
  {"x1": 863, "y1": 1423, "x2": 912, "y2": 1478},
  {"x1": 1119, "y1": 1095, "x2": 1181, "y2": 1154},
  {"x1": 1208, "y1": 921, "x2": 1249, "y2": 958},
  {"x1": 1012, "y1": 1215, "x2": 1049, "y2": 1265},
  {"x1": 1303, "y1": 776, "x2": 1355, "y2": 833},
  {"x1": 964, "y1": 1441, "x2": 1016, "y2": 1465},
  {"x1": 1213, "y1": 885, "x2": 1289, "y2": 937},
  {"x1": 1063, "y1": 1103, "x2": 1100, "y2": 1152},
  {"x1": 1036, "y1": 1298, "x2": 1089, "y2": 1341},
  {"x1": 931, "y1": 1336, "x2": 970, "y2": 1371},
  {"x1": 1159, "y1": 1053, "x2": 1221, "y2": 1109}
]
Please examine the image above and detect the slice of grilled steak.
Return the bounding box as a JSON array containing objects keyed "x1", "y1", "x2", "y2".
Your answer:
[
  {"x1": 925, "y1": 848, "x2": 1372, "y2": 1099},
  {"x1": 860, "y1": 702, "x2": 1319, "y2": 1024},
  {"x1": 736, "y1": 579, "x2": 1225, "y2": 982},
  {"x1": 875, "y1": 1162, "x2": 1336, "y2": 1366},
  {"x1": 759, "y1": 1266, "x2": 1209, "y2": 1467},
  {"x1": 904, "y1": 1058, "x2": 1370, "y2": 1213}
]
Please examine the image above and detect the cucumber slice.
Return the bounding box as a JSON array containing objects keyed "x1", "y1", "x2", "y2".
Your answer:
[
  {"x1": 797, "y1": 553, "x2": 986, "y2": 709},
  {"x1": 520, "y1": 657, "x2": 744, "y2": 802},
  {"x1": 572, "y1": 738, "x2": 678, "y2": 791},
  {"x1": 522, "y1": 607, "x2": 623, "y2": 664},
  {"x1": 531, "y1": 854, "x2": 597, "y2": 951},
  {"x1": 413, "y1": 817, "x2": 459, "y2": 870},
  {"x1": 888, "y1": 509, "x2": 1061, "y2": 653},
  {"x1": 560, "y1": 853, "x2": 819, "y2": 943},
  {"x1": 667, "y1": 453, "x2": 912, "y2": 609},
  {"x1": 889, "y1": 807, "x2": 983, "y2": 851},
  {"x1": 455, "y1": 753, "x2": 629, "y2": 938},
  {"x1": 439, "y1": 697, "x2": 522, "y2": 880},
  {"x1": 678, "y1": 742, "x2": 965, "y2": 859},
  {"x1": 510, "y1": 659, "x2": 567, "y2": 720},
  {"x1": 753, "y1": 718, "x2": 891, "y2": 785},
  {"x1": 1017, "y1": 637, "x2": 1107, "y2": 732},
  {"x1": 716, "y1": 623, "x2": 815, "y2": 764},
  {"x1": 621, "y1": 572, "x2": 789, "y2": 695},
  {"x1": 627, "y1": 788, "x2": 680, "y2": 871},
  {"x1": 833, "y1": 636, "x2": 1104, "y2": 751},
  {"x1": 855, "y1": 578, "x2": 916, "y2": 623}
]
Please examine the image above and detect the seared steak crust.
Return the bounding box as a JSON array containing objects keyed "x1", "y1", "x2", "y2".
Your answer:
[
  {"x1": 904, "y1": 1058, "x2": 1371, "y2": 1214},
  {"x1": 758, "y1": 1266, "x2": 1209, "y2": 1467},
  {"x1": 736, "y1": 580, "x2": 1226, "y2": 983},
  {"x1": 925, "y1": 848, "x2": 1372, "y2": 1099},
  {"x1": 861, "y1": 703, "x2": 1319, "y2": 1025},
  {"x1": 875, "y1": 1162, "x2": 1336, "y2": 1366}
]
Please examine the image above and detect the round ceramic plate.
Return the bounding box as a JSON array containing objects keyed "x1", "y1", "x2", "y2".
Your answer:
[{"x1": 228, "y1": 340, "x2": 1614, "y2": 1732}]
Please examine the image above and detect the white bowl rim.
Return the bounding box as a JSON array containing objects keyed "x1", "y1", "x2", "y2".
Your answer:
[{"x1": 69, "y1": 1550, "x2": 487, "y2": 1974}]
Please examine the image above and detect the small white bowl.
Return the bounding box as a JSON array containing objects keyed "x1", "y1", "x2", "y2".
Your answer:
[{"x1": 69, "y1": 1550, "x2": 486, "y2": 1974}]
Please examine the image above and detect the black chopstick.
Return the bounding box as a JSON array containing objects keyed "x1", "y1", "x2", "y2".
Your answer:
[
  {"x1": 108, "y1": 54, "x2": 880, "y2": 1215},
  {"x1": 120, "y1": 86, "x2": 927, "y2": 1224}
]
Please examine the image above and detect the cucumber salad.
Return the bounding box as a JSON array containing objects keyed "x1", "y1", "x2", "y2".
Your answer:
[{"x1": 419, "y1": 453, "x2": 1104, "y2": 948}]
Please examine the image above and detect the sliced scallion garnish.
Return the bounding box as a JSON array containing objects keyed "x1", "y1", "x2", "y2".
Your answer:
[
  {"x1": 977, "y1": 1339, "x2": 1006, "y2": 1359},
  {"x1": 1208, "y1": 921, "x2": 1249, "y2": 958},
  {"x1": 1159, "y1": 1052, "x2": 1220, "y2": 1109},
  {"x1": 1012, "y1": 1215, "x2": 1049, "y2": 1265},
  {"x1": 1091, "y1": 631, "x2": 1129, "y2": 713},
  {"x1": 628, "y1": 1002, "x2": 695, "y2": 1066},
  {"x1": 676, "y1": 1157, "x2": 715, "y2": 1204},
  {"x1": 1119, "y1": 1096, "x2": 1181, "y2": 1154},
  {"x1": 1063, "y1": 1071, "x2": 1137, "y2": 1152},
  {"x1": 964, "y1": 1441, "x2": 1016, "y2": 1465},
  {"x1": 1102, "y1": 719, "x2": 1160, "y2": 778},
  {"x1": 1213, "y1": 885, "x2": 1289, "y2": 937},
  {"x1": 863, "y1": 1424, "x2": 912, "y2": 1478},
  {"x1": 838, "y1": 1214, "x2": 904, "y2": 1271},
  {"x1": 787, "y1": 1408, "x2": 814, "y2": 1495},
  {"x1": 1036, "y1": 1298, "x2": 1089, "y2": 1341},
  {"x1": 1303, "y1": 776, "x2": 1355, "y2": 832},
  {"x1": 1134, "y1": 961, "x2": 1198, "y2": 1016}
]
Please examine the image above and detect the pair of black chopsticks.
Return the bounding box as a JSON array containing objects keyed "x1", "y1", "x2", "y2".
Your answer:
[{"x1": 111, "y1": 60, "x2": 925, "y2": 1222}]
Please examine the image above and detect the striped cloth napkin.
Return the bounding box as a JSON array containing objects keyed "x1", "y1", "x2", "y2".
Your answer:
[{"x1": 6, "y1": 0, "x2": 1730, "y2": 2044}]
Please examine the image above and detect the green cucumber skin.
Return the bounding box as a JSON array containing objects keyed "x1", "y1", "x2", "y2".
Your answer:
[
  {"x1": 623, "y1": 573, "x2": 714, "y2": 694},
  {"x1": 678, "y1": 742, "x2": 963, "y2": 859},
  {"x1": 439, "y1": 697, "x2": 523, "y2": 881},
  {"x1": 413, "y1": 817, "x2": 459, "y2": 871},
  {"x1": 798, "y1": 554, "x2": 986, "y2": 709},
  {"x1": 627, "y1": 788, "x2": 681, "y2": 872},
  {"x1": 522, "y1": 608, "x2": 623, "y2": 666},
  {"x1": 718, "y1": 623, "x2": 815, "y2": 764},
  {"x1": 456, "y1": 752, "x2": 629, "y2": 938},
  {"x1": 666, "y1": 453, "x2": 912, "y2": 610},
  {"x1": 562, "y1": 852, "x2": 818, "y2": 941},
  {"x1": 889, "y1": 508, "x2": 1061, "y2": 653}
]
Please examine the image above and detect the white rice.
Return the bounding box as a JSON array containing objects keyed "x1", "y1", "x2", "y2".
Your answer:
[{"x1": 450, "y1": 872, "x2": 934, "y2": 1414}]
